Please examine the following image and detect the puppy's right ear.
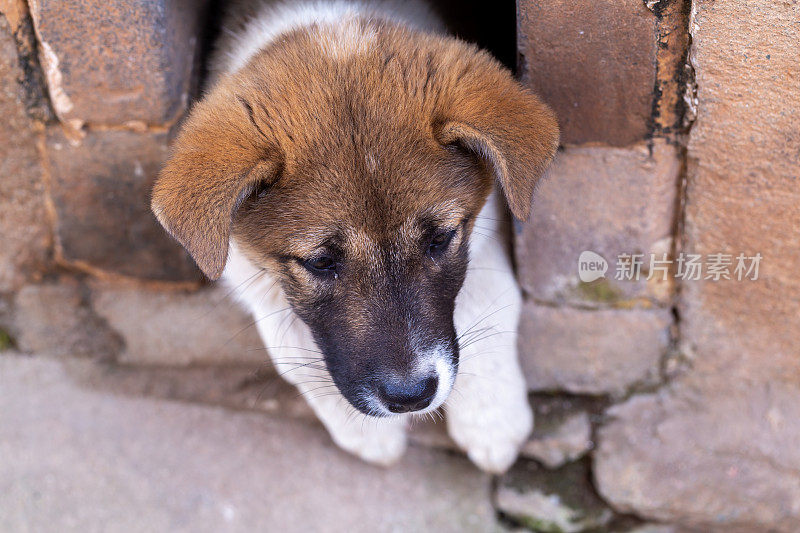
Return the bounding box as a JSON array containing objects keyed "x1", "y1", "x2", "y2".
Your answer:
[{"x1": 152, "y1": 89, "x2": 282, "y2": 280}]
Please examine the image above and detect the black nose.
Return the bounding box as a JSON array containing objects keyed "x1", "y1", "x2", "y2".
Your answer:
[{"x1": 378, "y1": 376, "x2": 438, "y2": 413}]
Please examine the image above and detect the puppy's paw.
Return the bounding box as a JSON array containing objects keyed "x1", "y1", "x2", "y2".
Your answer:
[
  {"x1": 446, "y1": 384, "x2": 533, "y2": 473},
  {"x1": 456, "y1": 419, "x2": 530, "y2": 474},
  {"x1": 326, "y1": 417, "x2": 408, "y2": 466}
]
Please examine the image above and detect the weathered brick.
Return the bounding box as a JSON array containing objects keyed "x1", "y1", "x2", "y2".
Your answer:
[
  {"x1": 594, "y1": 0, "x2": 800, "y2": 529},
  {"x1": 91, "y1": 286, "x2": 266, "y2": 366},
  {"x1": 14, "y1": 282, "x2": 122, "y2": 358},
  {"x1": 515, "y1": 141, "x2": 679, "y2": 306},
  {"x1": 521, "y1": 410, "x2": 592, "y2": 469},
  {"x1": 517, "y1": 0, "x2": 657, "y2": 145},
  {"x1": 497, "y1": 459, "x2": 613, "y2": 532},
  {"x1": 0, "y1": 1, "x2": 27, "y2": 32},
  {"x1": 519, "y1": 303, "x2": 671, "y2": 395},
  {"x1": 680, "y1": 1, "x2": 800, "y2": 381},
  {"x1": 0, "y1": 0, "x2": 52, "y2": 122},
  {"x1": 0, "y1": 15, "x2": 50, "y2": 291},
  {"x1": 28, "y1": 0, "x2": 208, "y2": 127},
  {"x1": 595, "y1": 379, "x2": 800, "y2": 531},
  {"x1": 45, "y1": 127, "x2": 200, "y2": 281}
]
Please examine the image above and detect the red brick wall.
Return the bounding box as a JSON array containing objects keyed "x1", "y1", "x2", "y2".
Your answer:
[{"x1": 5, "y1": 0, "x2": 208, "y2": 284}]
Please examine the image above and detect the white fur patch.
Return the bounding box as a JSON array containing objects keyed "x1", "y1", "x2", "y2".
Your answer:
[
  {"x1": 444, "y1": 189, "x2": 533, "y2": 473},
  {"x1": 213, "y1": 0, "x2": 445, "y2": 77},
  {"x1": 316, "y1": 17, "x2": 377, "y2": 58},
  {"x1": 402, "y1": 330, "x2": 455, "y2": 413},
  {"x1": 419, "y1": 355, "x2": 454, "y2": 414},
  {"x1": 364, "y1": 151, "x2": 379, "y2": 173}
]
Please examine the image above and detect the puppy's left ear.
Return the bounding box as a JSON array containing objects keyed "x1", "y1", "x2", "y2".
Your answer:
[{"x1": 433, "y1": 54, "x2": 559, "y2": 220}]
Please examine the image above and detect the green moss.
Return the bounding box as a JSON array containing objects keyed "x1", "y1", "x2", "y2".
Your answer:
[
  {"x1": 0, "y1": 328, "x2": 13, "y2": 351},
  {"x1": 576, "y1": 279, "x2": 621, "y2": 303},
  {"x1": 515, "y1": 515, "x2": 566, "y2": 533},
  {"x1": 500, "y1": 460, "x2": 614, "y2": 532}
]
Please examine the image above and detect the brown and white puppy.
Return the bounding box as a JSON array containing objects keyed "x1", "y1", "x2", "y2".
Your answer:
[{"x1": 151, "y1": 0, "x2": 558, "y2": 472}]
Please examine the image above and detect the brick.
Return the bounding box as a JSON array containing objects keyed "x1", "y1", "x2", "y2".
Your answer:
[
  {"x1": 680, "y1": 0, "x2": 800, "y2": 381},
  {"x1": 28, "y1": 0, "x2": 208, "y2": 127},
  {"x1": 521, "y1": 410, "x2": 591, "y2": 469},
  {"x1": 0, "y1": 356, "x2": 496, "y2": 532},
  {"x1": 594, "y1": 0, "x2": 800, "y2": 529},
  {"x1": 595, "y1": 379, "x2": 800, "y2": 531},
  {"x1": 497, "y1": 459, "x2": 613, "y2": 532},
  {"x1": 515, "y1": 141, "x2": 679, "y2": 306},
  {"x1": 91, "y1": 286, "x2": 266, "y2": 366},
  {"x1": 520, "y1": 395, "x2": 602, "y2": 468},
  {"x1": 0, "y1": 15, "x2": 50, "y2": 291},
  {"x1": 0, "y1": 1, "x2": 28, "y2": 33},
  {"x1": 45, "y1": 127, "x2": 200, "y2": 281},
  {"x1": 1, "y1": 0, "x2": 52, "y2": 122},
  {"x1": 14, "y1": 282, "x2": 122, "y2": 358},
  {"x1": 518, "y1": 303, "x2": 672, "y2": 395},
  {"x1": 517, "y1": 0, "x2": 657, "y2": 145}
]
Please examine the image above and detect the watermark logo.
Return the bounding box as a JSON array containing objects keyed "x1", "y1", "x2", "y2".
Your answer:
[
  {"x1": 577, "y1": 251, "x2": 763, "y2": 282},
  {"x1": 578, "y1": 250, "x2": 609, "y2": 282}
]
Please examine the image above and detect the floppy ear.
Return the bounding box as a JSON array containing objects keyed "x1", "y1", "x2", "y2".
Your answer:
[
  {"x1": 151, "y1": 88, "x2": 282, "y2": 280},
  {"x1": 433, "y1": 57, "x2": 559, "y2": 220}
]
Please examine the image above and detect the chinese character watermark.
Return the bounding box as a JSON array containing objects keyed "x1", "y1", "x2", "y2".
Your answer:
[
  {"x1": 734, "y1": 252, "x2": 762, "y2": 281},
  {"x1": 616, "y1": 253, "x2": 644, "y2": 281},
  {"x1": 577, "y1": 251, "x2": 762, "y2": 282}
]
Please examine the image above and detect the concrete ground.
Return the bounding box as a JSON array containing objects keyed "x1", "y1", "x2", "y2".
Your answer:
[{"x1": 0, "y1": 353, "x2": 500, "y2": 533}]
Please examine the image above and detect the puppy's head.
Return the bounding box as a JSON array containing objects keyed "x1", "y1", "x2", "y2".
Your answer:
[{"x1": 152, "y1": 23, "x2": 558, "y2": 416}]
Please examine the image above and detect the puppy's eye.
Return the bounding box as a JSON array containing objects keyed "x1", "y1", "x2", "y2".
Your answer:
[
  {"x1": 303, "y1": 255, "x2": 337, "y2": 275},
  {"x1": 428, "y1": 229, "x2": 456, "y2": 255}
]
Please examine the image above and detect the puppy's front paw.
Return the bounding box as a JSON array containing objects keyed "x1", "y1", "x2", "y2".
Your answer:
[
  {"x1": 446, "y1": 380, "x2": 533, "y2": 473},
  {"x1": 326, "y1": 416, "x2": 408, "y2": 466}
]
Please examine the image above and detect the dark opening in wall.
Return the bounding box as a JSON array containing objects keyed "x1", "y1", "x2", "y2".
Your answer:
[
  {"x1": 195, "y1": 0, "x2": 518, "y2": 93},
  {"x1": 194, "y1": 0, "x2": 226, "y2": 97},
  {"x1": 430, "y1": 0, "x2": 517, "y2": 72}
]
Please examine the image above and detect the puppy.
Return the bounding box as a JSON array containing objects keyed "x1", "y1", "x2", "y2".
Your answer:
[{"x1": 152, "y1": 0, "x2": 558, "y2": 473}]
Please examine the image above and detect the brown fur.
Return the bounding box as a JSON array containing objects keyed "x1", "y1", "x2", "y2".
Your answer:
[{"x1": 151, "y1": 19, "x2": 559, "y2": 280}]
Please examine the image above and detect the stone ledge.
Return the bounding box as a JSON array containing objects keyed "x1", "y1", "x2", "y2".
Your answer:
[
  {"x1": 91, "y1": 285, "x2": 266, "y2": 366},
  {"x1": 0, "y1": 354, "x2": 496, "y2": 531},
  {"x1": 518, "y1": 303, "x2": 672, "y2": 396}
]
